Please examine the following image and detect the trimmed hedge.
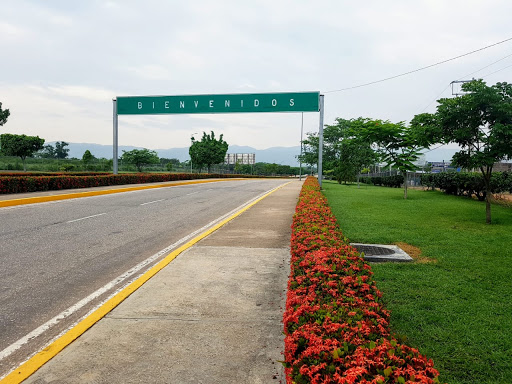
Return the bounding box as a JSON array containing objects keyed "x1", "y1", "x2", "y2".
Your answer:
[
  {"x1": 283, "y1": 177, "x2": 440, "y2": 384},
  {"x1": 0, "y1": 173, "x2": 262, "y2": 194},
  {"x1": 420, "y1": 172, "x2": 512, "y2": 200},
  {"x1": 361, "y1": 175, "x2": 404, "y2": 188},
  {"x1": 0, "y1": 172, "x2": 110, "y2": 177}
]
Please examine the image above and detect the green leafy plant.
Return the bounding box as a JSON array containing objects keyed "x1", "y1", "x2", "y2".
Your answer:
[
  {"x1": 284, "y1": 177, "x2": 441, "y2": 383},
  {"x1": 121, "y1": 148, "x2": 160, "y2": 172}
]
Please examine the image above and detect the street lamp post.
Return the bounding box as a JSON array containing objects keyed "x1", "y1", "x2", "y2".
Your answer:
[
  {"x1": 190, "y1": 132, "x2": 198, "y2": 173},
  {"x1": 299, "y1": 112, "x2": 303, "y2": 181}
]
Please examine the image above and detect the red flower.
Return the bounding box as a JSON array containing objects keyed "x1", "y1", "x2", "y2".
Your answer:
[{"x1": 283, "y1": 177, "x2": 441, "y2": 384}]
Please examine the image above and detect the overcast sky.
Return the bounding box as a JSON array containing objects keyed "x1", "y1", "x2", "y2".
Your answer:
[{"x1": 1, "y1": 0, "x2": 511, "y2": 154}]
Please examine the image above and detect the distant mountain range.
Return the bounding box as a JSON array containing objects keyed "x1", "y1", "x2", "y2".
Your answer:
[
  {"x1": 51, "y1": 142, "x2": 304, "y2": 167},
  {"x1": 50, "y1": 142, "x2": 458, "y2": 166}
]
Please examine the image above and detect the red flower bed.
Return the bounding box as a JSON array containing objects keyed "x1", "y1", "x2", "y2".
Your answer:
[
  {"x1": 0, "y1": 173, "x2": 262, "y2": 194},
  {"x1": 284, "y1": 177, "x2": 441, "y2": 384}
]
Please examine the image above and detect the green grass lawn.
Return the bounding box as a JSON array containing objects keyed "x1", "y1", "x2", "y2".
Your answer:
[{"x1": 322, "y1": 181, "x2": 512, "y2": 384}]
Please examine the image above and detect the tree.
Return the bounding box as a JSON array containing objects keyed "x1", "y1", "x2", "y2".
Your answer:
[
  {"x1": 37, "y1": 144, "x2": 56, "y2": 158},
  {"x1": 360, "y1": 120, "x2": 425, "y2": 199},
  {"x1": 82, "y1": 150, "x2": 96, "y2": 170},
  {"x1": 331, "y1": 118, "x2": 377, "y2": 186},
  {"x1": 54, "y1": 141, "x2": 70, "y2": 159},
  {"x1": 413, "y1": 79, "x2": 512, "y2": 223},
  {"x1": 0, "y1": 102, "x2": 10, "y2": 126},
  {"x1": 121, "y1": 148, "x2": 159, "y2": 172},
  {"x1": 335, "y1": 139, "x2": 377, "y2": 186},
  {"x1": 298, "y1": 118, "x2": 377, "y2": 183},
  {"x1": 189, "y1": 131, "x2": 229, "y2": 173},
  {"x1": 297, "y1": 133, "x2": 319, "y2": 172},
  {"x1": 0, "y1": 133, "x2": 45, "y2": 171}
]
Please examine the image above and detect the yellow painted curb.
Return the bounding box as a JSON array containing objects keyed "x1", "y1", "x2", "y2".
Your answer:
[
  {"x1": 1, "y1": 181, "x2": 291, "y2": 384},
  {"x1": 0, "y1": 178, "x2": 246, "y2": 208}
]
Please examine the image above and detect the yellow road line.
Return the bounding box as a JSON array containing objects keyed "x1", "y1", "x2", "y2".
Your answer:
[
  {"x1": 0, "y1": 178, "x2": 246, "y2": 208},
  {"x1": 1, "y1": 181, "x2": 291, "y2": 384}
]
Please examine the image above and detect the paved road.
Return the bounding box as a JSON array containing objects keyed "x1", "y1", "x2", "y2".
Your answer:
[{"x1": 0, "y1": 179, "x2": 288, "y2": 377}]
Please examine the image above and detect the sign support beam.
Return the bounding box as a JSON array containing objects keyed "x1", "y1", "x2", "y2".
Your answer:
[
  {"x1": 318, "y1": 95, "x2": 324, "y2": 188},
  {"x1": 112, "y1": 91, "x2": 321, "y2": 176},
  {"x1": 113, "y1": 98, "x2": 118, "y2": 174}
]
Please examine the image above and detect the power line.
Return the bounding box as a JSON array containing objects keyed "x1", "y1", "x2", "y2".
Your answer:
[
  {"x1": 418, "y1": 51, "x2": 512, "y2": 113},
  {"x1": 481, "y1": 62, "x2": 512, "y2": 79},
  {"x1": 419, "y1": 84, "x2": 451, "y2": 113},
  {"x1": 458, "y1": 52, "x2": 512, "y2": 79},
  {"x1": 325, "y1": 37, "x2": 512, "y2": 93},
  {"x1": 423, "y1": 143, "x2": 446, "y2": 154}
]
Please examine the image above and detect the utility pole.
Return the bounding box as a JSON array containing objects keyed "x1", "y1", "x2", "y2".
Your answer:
[
  {"x1": 299, "y1": 112, "x2": 303, "y2": 181},
  {"x1": 450, "y1": 79, "x2": 472, "y2": 96}
]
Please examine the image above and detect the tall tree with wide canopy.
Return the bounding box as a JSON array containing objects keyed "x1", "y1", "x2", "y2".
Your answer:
[
  {"x1": 333, "y1": 118, "x2": 377, "y2": 186},
  {"x1": 54, "y1": 141, "x2": 70, "y2": 159},
  {"x1": 298, "y1": 118, "x2": 376, "y2": 183},
  {"x1": 412, "y1": 79, "x2": 512, "y2": 223},
  {"x1": 360, "y1": 120, "x2": 425, "y2": 199},
  {"x1": 0, "y1": 133, "x2": 45, "y2": 171},
  {"x1": 121, "y1": 148, "x2": 159, "y2": 172},
  {"x1": 189, "y1": 131, "x2": 229, "y2": 173}
]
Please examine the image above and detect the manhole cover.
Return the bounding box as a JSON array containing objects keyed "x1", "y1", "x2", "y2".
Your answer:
[
  {"x1": 350, "y1": 243, "x2": 413, "y2": 262},
  {"x1": 353, "y1": 245, "x2": 395, "y2": 256}
]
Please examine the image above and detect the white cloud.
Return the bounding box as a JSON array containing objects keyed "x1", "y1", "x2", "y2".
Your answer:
[
  {"x1": 0, "y1": 22, "x2": 31, "y2": 43},
  {"x1": 1, "y1": 0, "x2": 511, "y2": 154}
]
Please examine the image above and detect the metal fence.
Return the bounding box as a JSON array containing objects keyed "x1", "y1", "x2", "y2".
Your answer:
[{"x1": 359, "y1": 171, "x2": 426, "y2": 186}]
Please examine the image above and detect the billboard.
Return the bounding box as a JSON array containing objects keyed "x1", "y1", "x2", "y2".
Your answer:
[{"x1": 225, "y1": 153, "x2": 256, "y2": 165}]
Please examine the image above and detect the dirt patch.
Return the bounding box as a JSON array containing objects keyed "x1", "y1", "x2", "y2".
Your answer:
[
  {"x1": 493, "y1": 193, "x2": 512, "y2": 207},
  {"x1": 394, "y1": 242, "x2": 437, "y2": 264}
]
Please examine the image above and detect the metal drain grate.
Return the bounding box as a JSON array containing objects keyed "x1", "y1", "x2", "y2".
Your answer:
[
  {"x1": 350, "y1": 243, "x2": 413, "y2": 262},
  {"x1": 353, "y1": 245, "x2": 395, "y2": 256}
]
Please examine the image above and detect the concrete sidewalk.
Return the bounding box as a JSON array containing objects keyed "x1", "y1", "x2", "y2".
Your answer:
[{"x1": 21, "y1": 180, "x2": 303, "y2": 384}]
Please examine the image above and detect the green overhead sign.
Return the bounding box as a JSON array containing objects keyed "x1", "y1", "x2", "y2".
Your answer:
[{"x1": 116, "y1": 92, "x2": 319, "y2": 115}]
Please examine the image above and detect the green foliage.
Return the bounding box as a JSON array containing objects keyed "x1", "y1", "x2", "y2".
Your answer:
[
  {"x1": 360, "y1": 119, "x2": 425, "y2": 199},
  {"x1": 0, "y1": 133, "x2": 45, "y2": 171},
  {"x1": 413, "y1": 80, "x2": 512, "y2": 223},
  {"x1": 0, "y1": 102, "x2": 10, "y2": 126},
  {"x1": 361, "y1": 174, "x2": 404, "y2": 188},
  {"x1": 81, "y1": 150, "x2": 95, "y2": 170},
  {"x1": 298, "y1": 133, "x2": 319, "y2": 168},
  {"x1": 82, "y1": 149, "x2": 95, "y2": 162},
  {"x1": 189, "y1": 131, "x2": 229, "y2": 173},
  {"x1": 160, "y1": 157, "x2": 181, "y2": 166},
  {"x1": 54, "y1": 141, "x2": 70, "y2": 159},
  {"x1": 284, "y1": 177, "x2": 440, "y2": 383},
  {"x1": 38, "y1": 144, "x2": 56, "y2": 159},
  {"x1": 60, "y1": 164, "x2": 75, "y2": 172},
  {"x1": 121, "y1": 148, "x2": 160, "y2": 172},
  {"x1": 299, "y1": 117, "x2": 377, "y2": 184},
  {"x1": 420, "y1": 171, "x2": 512, "y2": 200},
  {"x1": 323, "y1": 181, "x2": 512, "y2": 384},
  {"x1": 0, "y1": 172, "x2": 262, "y2": 194}
]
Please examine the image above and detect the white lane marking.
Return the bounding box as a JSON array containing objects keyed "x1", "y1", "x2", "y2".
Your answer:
[
  {"x1": 140, "y1": 199, "x2": 165, "y2": 206},
  {"x1": 185, "y1": 191, "x2": 200, "y2": 196},
  {"x1": 66, "y1": 213, "x2": 107, "y2": 223},
  {"x1": 0, "y1": 181, "x2": 288, "y2": 365},
  {"x1": 0, "y1": 180, "x2": 248, "y2": 212}
]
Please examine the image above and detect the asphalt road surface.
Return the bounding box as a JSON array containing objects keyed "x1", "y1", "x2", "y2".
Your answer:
[{"x1": 0, "y1": 178, "x2": 288, "y2": 377}]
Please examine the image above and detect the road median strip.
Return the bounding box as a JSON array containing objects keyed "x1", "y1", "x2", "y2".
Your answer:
[{"x1": 0, "y1": 178, "x2": 245, "y2": 208}]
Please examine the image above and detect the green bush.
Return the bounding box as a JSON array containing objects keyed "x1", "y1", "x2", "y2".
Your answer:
[
  {"x1": 362, "y1": 174, "x2": 404, "y2": 188},
  {"x1": 420, "y1": 172, "x2": 512, "y2": 200},
  {"x1": 0, "y1": 172, "x2": 264, "y2": 194}
]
